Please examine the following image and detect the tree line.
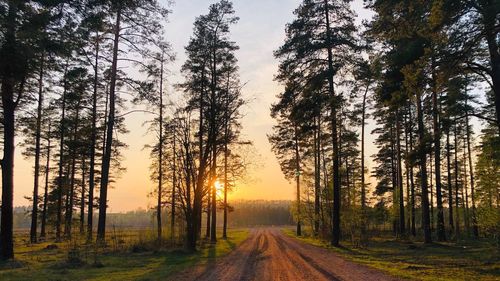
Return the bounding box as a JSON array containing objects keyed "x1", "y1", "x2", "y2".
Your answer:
[
  {"x1": 0, "y1": 0, "x2": 248, "y2": 259},
  {"x1": 269, "y1": 0, "x2": 499, "y2": 246},
  {"x1": 12, "y1": 200, "x2": 293, "y2": 229}
]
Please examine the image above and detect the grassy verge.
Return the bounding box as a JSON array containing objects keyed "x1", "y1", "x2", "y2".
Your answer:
[
  {"x1": 0, "y1": 228, "x2": 249, "y2": 281},
  {"x1": 283, "y1": 228, "x2": 500, "y2": 281}
]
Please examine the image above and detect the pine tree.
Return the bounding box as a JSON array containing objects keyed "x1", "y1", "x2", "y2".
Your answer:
[
  {"x1": 179, "y1": 0, "x2": 239, "y2": 249},
  {"x1": 96, "y1": 0, "x2": 169, "y2": 242},
  {"x1": 275, "y1": 0, "x2": 358, "y2": 246},
  {"x1": 0, "y1": 0, "x2": 70, "y2": 259}
]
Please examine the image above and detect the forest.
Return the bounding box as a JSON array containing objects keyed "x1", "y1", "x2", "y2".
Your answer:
[
  {"x1": 0, "y1": 0, "x2": 498, "y2": 280},
  {"x1": 269, "y1": 0, "x2": 500, "y2": 247}
]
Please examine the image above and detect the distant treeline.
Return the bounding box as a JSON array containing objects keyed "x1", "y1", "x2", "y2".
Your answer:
[
  {"x1": 12, "y1": 200, "x2": 294, "y2": 230},
  {"x1": 12, "y1": 207, "x2": 155, "y2": 230},
  {"x1": 228, "y1": 200, "x2": 294, "y2": 227}
]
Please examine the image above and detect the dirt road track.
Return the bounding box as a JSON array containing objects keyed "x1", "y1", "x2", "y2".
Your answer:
[{"x1": 171, "y1": 228, "x2": 400, "y2": 281}]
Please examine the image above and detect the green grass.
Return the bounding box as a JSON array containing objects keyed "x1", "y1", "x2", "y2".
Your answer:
[
  {"x1": 283, "y1": 228, "x2": 500, "y2": 281},
  {"x1": 0, "y1": 228, "x2": 249, "y2": 281}
]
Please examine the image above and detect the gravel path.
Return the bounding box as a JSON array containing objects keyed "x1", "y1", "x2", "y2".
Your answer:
[{"x1": 171, "y1": 228, "x2": 401, "y2": 281}]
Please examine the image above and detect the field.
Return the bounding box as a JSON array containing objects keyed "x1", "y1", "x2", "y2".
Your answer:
[
  {"x1": 0, "y1": 228, "x2": 249, "y2": 281},
  {"x1": 284, "y1": 228, "x2": 500, "y2": 281}
]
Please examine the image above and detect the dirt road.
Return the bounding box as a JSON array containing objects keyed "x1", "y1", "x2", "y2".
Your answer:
[{"x1": 172, "y1": 228, "x2": 400, "y2": 281}]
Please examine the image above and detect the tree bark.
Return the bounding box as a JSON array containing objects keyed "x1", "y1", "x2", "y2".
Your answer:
[
  {"x1": 30, "y1": 51, "x2": 45, "y2": 243},
  {"x1": 416, "y1": 91, "x2": 432, "y2": 243},
  {"x1": 157, "y1": 52, "x2": 165, "y2": 242},
  {"x1": 294, "y1": 121, "x2": 302, "y2": 236},
  {"x1": 0, "y1": 79, "x2": 15, "y2": 259},
  {"x1": 396, "y1": 110, "x2": 405, "y2": 236},
  {"x1": 0, "y1": 0, "x2": 18, "y2": 260},
  {"x1": 87, "y1": 31, "x2": 99, "y2": 242},
  {"x1": 462, "y1": 133, "x2": 470, "y2": 234},
  {"x1": 389, "y1": 123, "x2": 397, "y2": 235},
  {"x1": 361, "y1": 85, "x2": 367, "y2": 240},
  {"x1": 206, "y1": 191, "x2": 211, "y2": 238},
  {"x1": 323, "y1": 0, "x2": 341, "y2": 247},
  {"x1": 80, "y1": 157, "x2": 86, "y2": 234},
  {"x1": 407, "y1": 105, "x2": 416, "y2": 236},
  {"x1": 98, "y1": 6, "x2": 122, "y2": 242},
  {"x1": 432, "y1": 64, "x2": 446, "y2": 241},
  {"x1": 209, "y1": 22, "x2": 219, "y2": 244},
  {"x1": 40, "y1": 123, "x2": 51, "y2": 239},
  {"x1": 314, "y1": 117, "x2": 320, "y2": 236},
  {"x1": 222, "y1": 89, "x2": 230, "y2": 239},
  {"x1": 56, "y1": 62, "x2": 69, "y2": 242},
  {"x1": 453, "y1": 123, "x2": 461, "y2": 238},
  {"x1": 429, "y1": 152, "x2": 434, "y2": 232},
  {"x1": 465, "y1": 109, "x2": 479, "y2": 237},
  {"x1": 446, "y1": 128, "x2": 454, "y2": 234},
  {"x1": 210, "y1": 149, "x2": 217, "y2": 243},
  {"x1": 171, "y1": 124, "x2": 177, "y2": 241},
  {"x1": 65, "y1": 100, "x2": 81, "y2": 238}
]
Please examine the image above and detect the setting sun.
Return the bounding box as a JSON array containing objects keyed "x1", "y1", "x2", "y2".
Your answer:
[{"x1": 215, "y1": 180, "x2": 224, "y2": 198}]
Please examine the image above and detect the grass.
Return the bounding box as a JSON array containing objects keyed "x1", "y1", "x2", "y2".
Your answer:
[
  {"x1": 0, "y1": 228, "x2": 249, "y2": 281},
  {"x1": 283, "y1": 228, "x2": 500, "y2": 281}
]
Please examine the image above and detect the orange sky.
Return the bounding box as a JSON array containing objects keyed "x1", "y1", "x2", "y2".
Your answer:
[{"x1": 13, "y1": 0, "x2": 377, "y2": 212}]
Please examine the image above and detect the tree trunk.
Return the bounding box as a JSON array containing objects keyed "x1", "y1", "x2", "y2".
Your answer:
[
  {"x1": 157, "y1": 53, "x2": 165, "y2": 242},
  {"x1": 396, "y1": 110, "x2": 405, "y2": 236},
  {"x1": 209, "y1": 23, "x2": 219, "y2": 244},
  {"x1": 0, "y1": 56, "x2": 16, "y2": 260},
  {"x1": 323, "y1": 0, "x2": 341, "y2": 247},
  {"x1": 40, "y1": 123, "x2": 51, "y2": 239},
  {"x1": 197, "y1": 68, "x2": 205, "y2": 242},
  {"x1": 416, "y1": 91, "x2": 432, "y2": 243},
  {"x1": 206, "y1": 192, "x2": 211, "y2": 238},
  {"x1": 407, "y1": 105, "x2": 416, "y2": 236},
  {"x1": 210, "y1": 149, "x2": 217, "y2": 243},
  {"x1": 404, "y1": 110, "x2": 411, "y2": 233},
  {"x1": 432, "y1": 64, "x2": 446, "y2": 241},
  {"x1": 222, "y1": 98, "x2": 229, "y2": 239},
  {"x1": 80, "y1": 157, "x2": 86, "y2": 234},
  {"x1": 294, "y1": 122, "x2": 302, "y2": 236},
  {"x1": 87, "y1": 31, "x2": 99, "y2": 242},
  {"x1": 390, "y1": 123, "x2": 397, "y2": 235},
  {"x1": 429, "y1": 152, "x2": 434, "y2": 232},
  {"x1": 462, "y1": 134, "x2": 470, "y2": 234},
  {"x1": 453, "y1": 123, "x2": 461, "y2": 238},
  {"x1": 361, "y1": 85, "x2": 367, "y2": 240},
  {"x1": 465, "y1": 101, "x2": 479, "y2": 238},
  {"x1": 314, "y1": 117, "x2": 320, "y2": 236},
  {"x1": 97, "y1": 6, "x2": 122, "y2": 242},
  {"x1": 30, "y1": 52, "x2": 45, "y2": 243},
  {"x1": 446, "y1": 128, "x2": 454, "y2": 234},
  {"x1": 0, "y1": 80, "x2": 15, "y2": 259},
  {"x1": 65, "y1": 100, "x2": 81, "y2": 239},
  {"x1": 56, "y1": 62, "x2": 69, "y2": 242},
  {"x1": 171, "y1": 123, "x2": 177, "y2": 241}
]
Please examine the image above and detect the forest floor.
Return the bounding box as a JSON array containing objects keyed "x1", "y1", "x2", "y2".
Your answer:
[
  {"x1": 171, "y1": 227, "x2": 398, "y2": 281},
  {"x1": 0, "y1": 228, "x2": 249, "y2": 281},
  {"x1": 283, "y1": 228, "x2": 500, "y2": 281}
]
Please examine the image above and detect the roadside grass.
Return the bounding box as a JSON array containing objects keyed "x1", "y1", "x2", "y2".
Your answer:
[
  {"x1": 283, "y1": 228, "x2": 500, "y2": 281},
  {"x1": 0, "y1": 228, "x2": 249, "y2": 281}
]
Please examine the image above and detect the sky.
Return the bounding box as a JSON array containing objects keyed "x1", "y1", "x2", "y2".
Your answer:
[{"x1": 13, "y1": 0, "x2": 376, "y2": 213}]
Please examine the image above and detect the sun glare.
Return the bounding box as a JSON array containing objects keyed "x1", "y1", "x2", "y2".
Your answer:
[{"x1": 215, "y1": 180, "x2": 224, "y2": 198}]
